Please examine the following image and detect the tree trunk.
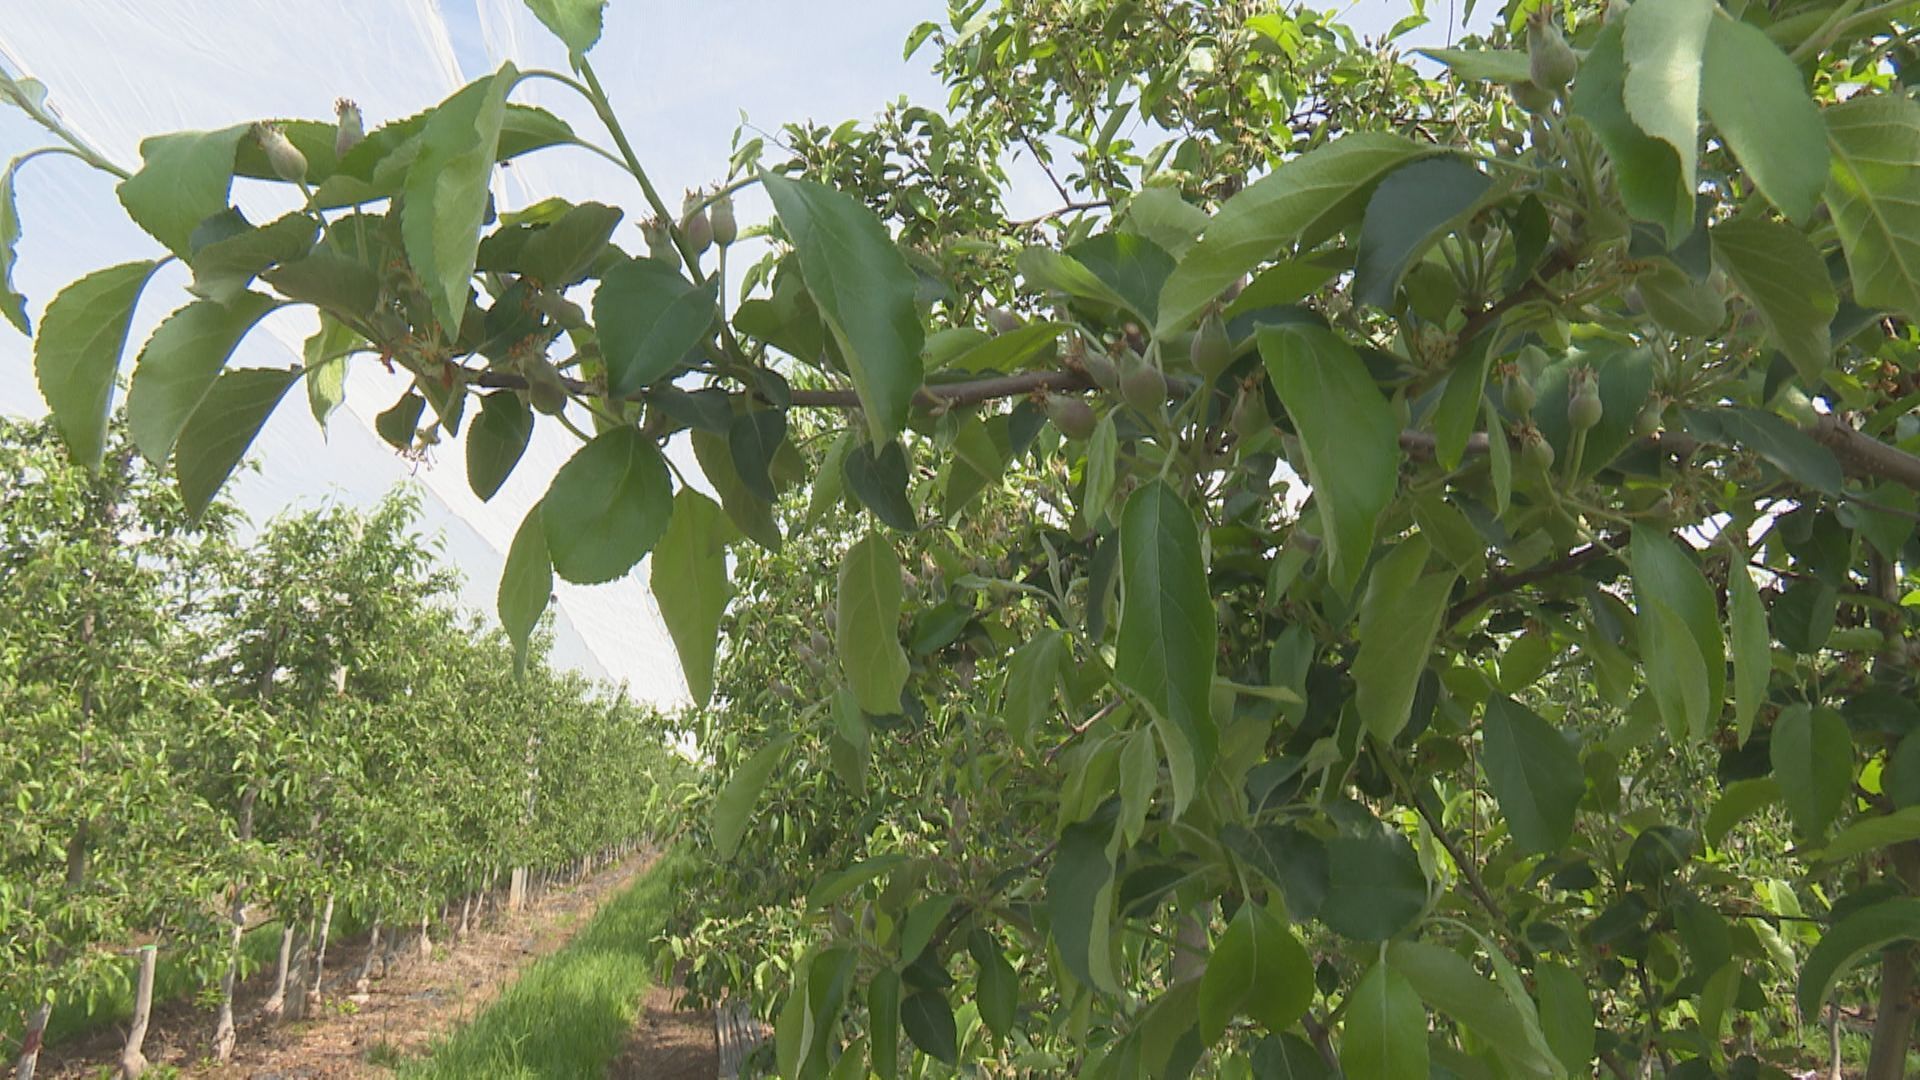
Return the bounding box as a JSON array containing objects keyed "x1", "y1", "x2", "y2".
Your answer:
[
  {"x1": 262, "y1": 924, "x2": 295, "y2": 1019},
  {"x1": 456, "y1": 895, "x2": 472, "y2": 941},
  {"x1": 417, "y1": 909, "x2": 432, "y2": 961},
  {"x1": 1866, "y1": 845, "x2": 1920, "y2": 1080},
  {"x1": 212, "y1": 788, "x2": 257, "y2": 1061},
  {"x1": 353, "y1": 922, "x2": 381, "y2": 995},
  {"x1": 118, "y1": 945, "x2": 158, "y2": 1078},
  {"x1": 283, "y1": 923, "x2": 313, "y2": 1021},
  {"x1": 509, "y1": 866, "x2": 526, "y2": 911},
  {"x1": 15, "y1": 1001, "x2": 52, "y2": 1080},
  {"x1": 307, "y1": 894, "x2": 334, "y2": 1011}
]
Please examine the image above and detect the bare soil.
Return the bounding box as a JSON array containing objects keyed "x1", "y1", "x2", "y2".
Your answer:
[
  {"x1": 605, "y1": 985, "x2": 716, "y2": 1080},
  {"x1": 37, "y1": 851, "x2": 713, "y2": 1079}
]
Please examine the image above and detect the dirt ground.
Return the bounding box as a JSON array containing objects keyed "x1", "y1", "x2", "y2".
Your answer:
[
  {"x1": 605, "y1": 984, "x2": 717, "y2": 1080},
  {"x1": 38, "y1": 851, "x2": 716, "y2": 1079}
]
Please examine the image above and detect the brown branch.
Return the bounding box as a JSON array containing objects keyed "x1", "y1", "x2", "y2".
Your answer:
[{"x1": 1446, "y1": 540, "x2": 1617, "y2": 626}]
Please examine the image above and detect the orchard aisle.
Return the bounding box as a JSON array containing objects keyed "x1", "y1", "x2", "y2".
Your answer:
[{"x1": 40, "y1": 853, "x2": 658, "y2": 1080}]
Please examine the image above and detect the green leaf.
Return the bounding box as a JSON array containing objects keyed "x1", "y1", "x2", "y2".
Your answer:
[
  {"x1": 968, "y1": 930, "x2": 1018, "y2": 1040},
  {"x1": 1534, "y1": 962, "x2": 1595, "y2": 1077},
  {"x1": 763, "y1": 171, "x2": 924, "y2": 446},
  {"x1": 1727, "y1": 559, "x2": 1770, "y2": 747},
  {"x1": 900, "y1": 895, "x2": 956, "y2": 965},
  {"x1": 402, "y1": 65, "x2": 517, "y2": 337},
  {"x1": 1824, "y1": 94, "x2": 1920, "y2": 322},
  {"x1": 514, "y1": 201, "x2": 622, "y2": 287},
  {"x1": 34, "y1": 260, "x2": 160, "y2": 468},
  {"x1": 1797, "y1": 899, "x2": 1920, "y2": 1017},
  {"x1": 1339, "y1": 961, "x2": 1427, "y2": 1080},
  {"x1": 1115, "y1": 481, "x2": 1218, "y2": 816},
  {"x1": 942, "y1": 414, "x2": 1012, "y2": 515},
  {"x1": 467, "y1": 391, "x2": 534, "y2": 500},
  {"x1": 1770, "y1": 704, "x2": 1852, "y2": 840},
  {"x1": 375, "y1": 392, "x2": 425, "y2": 448},
  {"x1": 1701, "y1": 11, "x2": 1827, "y2": 223},
  {"x1": 1260, "y1": 325, "x2": 1399, "y2": 597},
  {"x1": 1320, "y1": 829, "x2": 1427, "y2": 941},
  {"x1": 1158, "y1": 133, "x2": 1431, "y2": 334},
  {"x1": 1197, "y1": 901, "x2": 1312, "y2": 1045},
  {"x1": 712, "y1": 733, "x2": 794, "y2": 859},
  {"x1": 1645, "y1": 600, "x2": 1711, "y2": 742},
  {"x1": 838, "y1": 533, "x2": 911, "y2": 716},
  {"x1": 1418, "y1": 47, "x2": 1532, "y2": 83},
  {"x1": 652, "y1": 490, "x2": 733, "y2": 707},
  {"x1": 1003, "y1": 629, "x2": 1066, "y2": 751},
  {"x1": 540, "y1": 426, "x2": 672, "y2": 584},
  {"x1": 1482, "y1": 696, "x2": 1584, "y2": 855},
  {"x1": 1122, "y1": 187, "x2": 1209, "y2": 257},
  {"x1": 1353, "y1": 157, "x2": 1493, "y2": 308},
  {"x1": 1253, "y1": 1034, "x2": 1334, "y2": 1079},
  {"x1": 1621, "y1": 0, "x2": 1712, "y2": 232},
  {"x1": 1117, "y1": 728, "x2": 1155, "y2": 846},
  {"x1": 116, "y1": 125, "x2": 249, "y2": 257},
  {"x1": 1082, "y1": 412, "x2": 1119, "y2": 530},
  {"x1": 1705, "y1": 777, "x2": 1780, "y2": 847},
  {"x1": 0, "y1": 157, "x2": 27, "y2": 333},
  {"x1": 1814, "y1": 807, "x2": 1920, "y2": 864},
  {"x1": 1681, "y1": 406, "x2": 1843, "y2": 496},
  {"x1": 189, "y1": 212, "x2": 319, "y2": 303},
  {"x1": 691, "y1": 428, "x2": 781, "y2": 551},
  {"x1": 499, "y1": 502, "x2": 553, "y2": 673},
  {"x1": 1571, "y1": 20, "x2": 1689, "y2": 240},
  {"x1": 869, "y1": 968, "x2": 901, "y2": 1080},
  {"x1": 1387, "y1": 941, "x2": 1561, "y2": 1079},
  {"x1": 1065, "y1": 232, "x2": 1175, "y2": 323},
  {"x1": 901, "y1": 991, "x2": 958, "y2": 1065},
  {"x1": 1049, "y1": 815, "x2": 1119, "y2": 994},
  {"x1": 173, "y1": 368, "x2": 298, "y2": 518},
  {"x1": 1710, "y1": 218, "x2": 1835, "y2": 380},
  {"x1": 945, "y1": 320, "x2": 1065, "y2": 374},
  {"x1": 303, "y1": 316, "x2": 356, "y2": 431},
  {"x1": 842, "y1": 438, "x2": 918, "y2": 531},
  {"x1": 126, "y1": 293, "x2": 279, "y2": 462},
  {"x1": 1354, "y1": 536, "x2": 1456, "y2": 744},
  {"x1": 520, "y1": 0, "x2": 605, "y2": 65},
  {"x1": 1433, "y1": 332, "x2": 1494, "y2": 470},
  {"x1": 1630, "y1": 531, "x2": 1725, "y2": 738},
  {"x1": 596, "y1": 257, "x2": 716, "y2": 397},
  {"x1": 728, "y1": 409, "x2": 785, "y2": 502},
  {"x1": 1485, "y1": 397, "x2": 1512, "y2": 514}
]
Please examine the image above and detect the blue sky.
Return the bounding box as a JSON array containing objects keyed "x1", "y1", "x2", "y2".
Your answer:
[{"x1": 0, "y1": 1, "x2": 1468, "y2": 704}]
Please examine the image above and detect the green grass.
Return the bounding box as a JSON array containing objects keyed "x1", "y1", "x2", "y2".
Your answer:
[{"x1": 398, "y1": 850, "x2": 689, "y2": 1079}]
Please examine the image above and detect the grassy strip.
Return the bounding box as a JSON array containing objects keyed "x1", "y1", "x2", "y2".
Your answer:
[{"x1": 400, "y1": 849, "x2": 689, "y2": 1079}]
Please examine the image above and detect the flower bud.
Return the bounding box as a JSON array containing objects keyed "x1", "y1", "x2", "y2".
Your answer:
[
  {"x1": 681, "y1": 192, "x2": 713, "y2": 255},
  {"x1": 1082, "y1": 351, "x2": 1119, "y2": 391},
  {"x1": 1232, "y1": 387, "x2": 1271, "y2": 446},
  {"x1": 334, "y1": 99, "x2": 365, "y2": 159},
  {"x1": 1569, "y1": 368, "x2": 1603, "y2": 433},
  {"x1": 1120, "y1": 357, "x2": 1166, "y2": 416},
  {"x1": 1528, "y1": 10, "x2": 1578, "y2": 90},
  {"x1": 1520, "y1": 425, "x2": 1556, "y2": 472},
  {"x1": 1043, "y1": 393, "x2": 1098, "y2": 440},
  {"x1": 1190, "y1": 307, "x2": 1234, "y2": 381},
  {"x1": 1634, "y1": 395, "x2": 1666, "y2": 436},
  {"x1": 642, "y1": 217, "x2": 674, "y2": 261},
  {"x1": 708, "y1": 190, "x2": 737, "y2": 247},
  {"x1": 1511, "y1": 80, "x2": 1556, "y2": 114},
  {"x1": 252, "y1": 122, "x2": 307, "y2": 184},
  {"x1": 1501, "y1": 364, "x2": 1537, "y2": 416}
]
